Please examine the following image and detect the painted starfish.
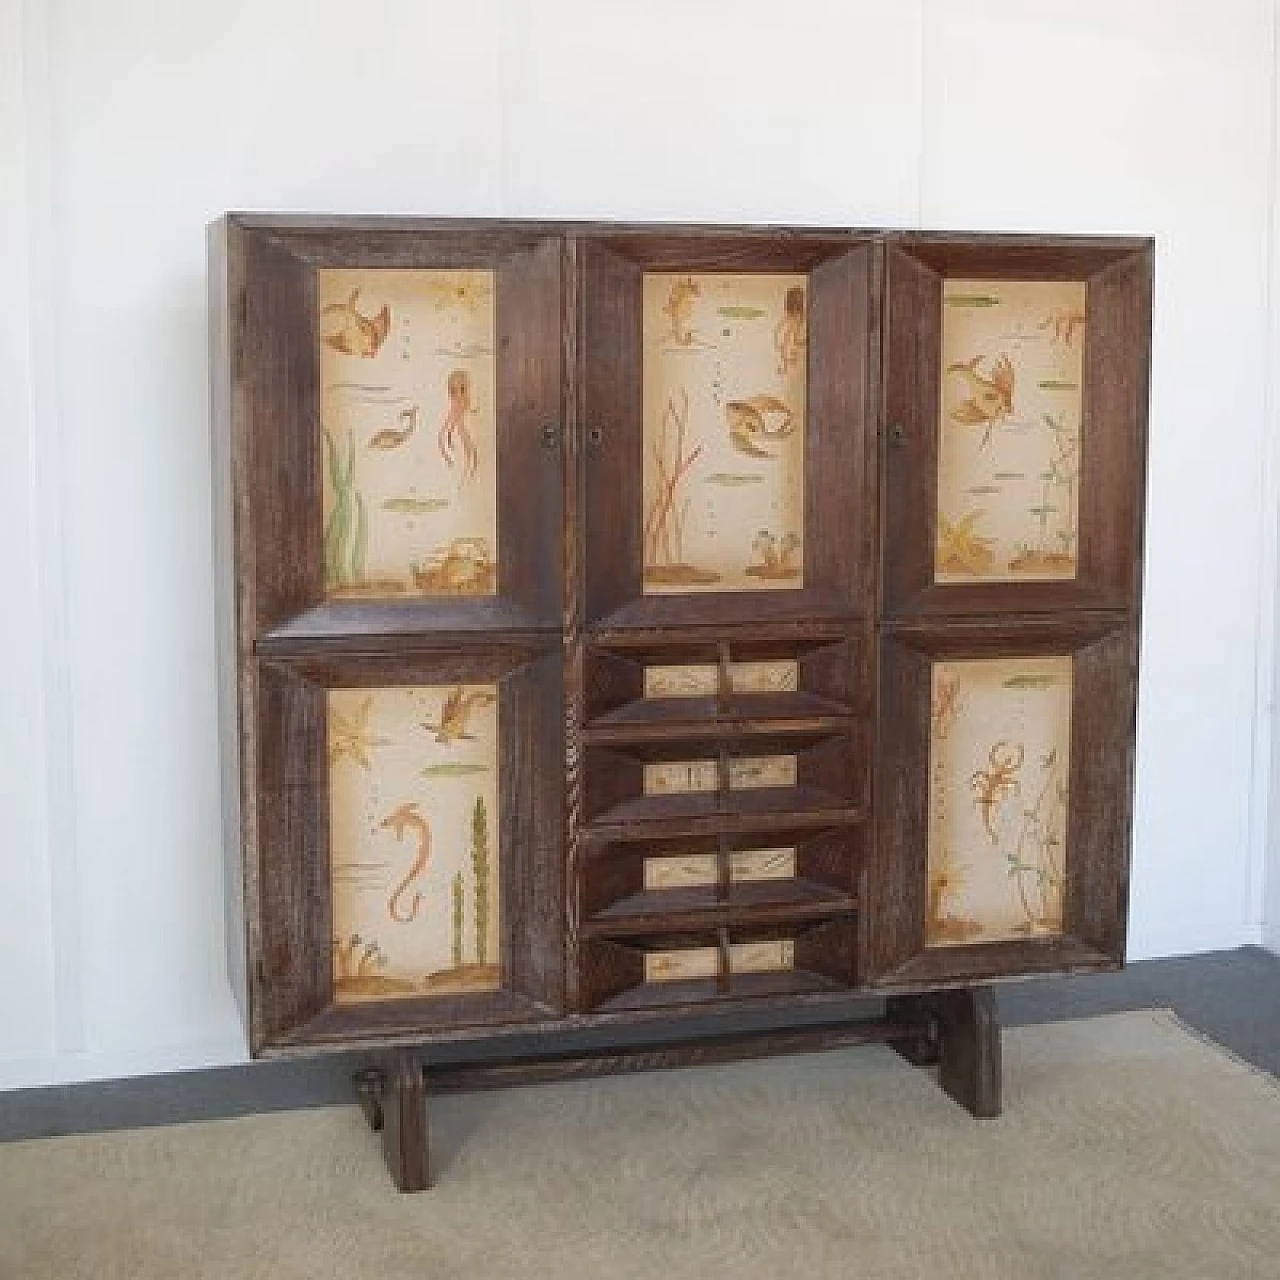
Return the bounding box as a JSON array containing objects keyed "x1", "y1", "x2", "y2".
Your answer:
[{"x1": 328, "y1": 695, "x2": 391, "y2": 769}]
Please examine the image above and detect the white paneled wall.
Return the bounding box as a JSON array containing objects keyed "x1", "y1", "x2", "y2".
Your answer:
[
  {"x1": 918, "y1": 0, "x2": 1277, "y2": 959},
  {"x1": 1, "y1": 0, "x2": 1277, "y2": 1088}
]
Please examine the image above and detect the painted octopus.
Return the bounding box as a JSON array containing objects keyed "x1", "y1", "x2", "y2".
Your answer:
[{"x1": 438, "y1": 369, "x2": 479, "y2": 482}]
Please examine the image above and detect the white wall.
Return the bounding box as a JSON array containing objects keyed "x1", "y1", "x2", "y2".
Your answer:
[{"x1": 2, "y1": 0, "x2": 1277, "y2": 1089}]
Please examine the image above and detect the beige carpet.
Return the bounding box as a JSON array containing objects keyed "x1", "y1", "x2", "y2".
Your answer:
[{"x1": 2, "y1": 1011, "x2": 1278, "y2": 1280}]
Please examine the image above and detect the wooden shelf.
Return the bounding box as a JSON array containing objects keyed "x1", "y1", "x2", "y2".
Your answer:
[
  {"x1": 584, "y1": 881, "x2": 856, "y2": 940},
  {"x1": 593, "y1": 969, "x2": 846, "y2": 1014},
  {"x1": 582, "y1": 802, "x2": 868, "y2": 841},
  {"x1": 585, "y1": 692, "x2": 853, "y2": 735}
]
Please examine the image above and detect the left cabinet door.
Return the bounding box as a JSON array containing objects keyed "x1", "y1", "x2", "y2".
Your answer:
[
  {"x1": 210, "y1": 218, "x2": 568, "y2": 1054},
  {"x1": 248, "y1": 648, "x2": 564, "y2": 1052},
  {"x1": 223, "y1": 218, "x2": 565, "y2": 645}
]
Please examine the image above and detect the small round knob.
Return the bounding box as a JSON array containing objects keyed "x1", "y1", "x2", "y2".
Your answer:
[
  {"x1": 540, "y1": 424, "x2": 560, "y2": 450},
  {"x1": 887, "y1": 423, "x2": 906, "y2": 448},
  {"x1": 587, "y1": 425, "x2": 604, "y2": 448}
]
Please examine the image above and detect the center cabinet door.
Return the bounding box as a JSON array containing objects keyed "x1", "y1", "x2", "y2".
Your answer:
[{"x1": 577, "y1": 231, "x2": 878, "y2": 628}]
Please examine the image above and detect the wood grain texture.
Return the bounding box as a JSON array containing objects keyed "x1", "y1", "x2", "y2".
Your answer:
[
  {"x1": 881, "y1": 235, "x2": 1153, "y2": 619},
  {"x1": 250, "y1": 646, "x2": 564, "y2": 1054},
  {"x1": 866, "y1": 619, "x2": 1137, "y2": 991},
  {"x1": 580, "y1": 234, "x2": 877, "y2": 629},
  {"x1": 381, "y1": 1052, "x2": 430, "y2": 1192},
  {"x1": 421, "y1": 1015, "x2": 924, "y2": 1094},
  {"x1": 212, "y1": 217, "x2": 1148, "y2": 1090}
]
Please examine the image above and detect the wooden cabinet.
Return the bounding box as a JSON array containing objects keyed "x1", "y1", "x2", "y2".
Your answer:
[{"x1": 210, "y1": 217, "x2": 1151, "y2": 1189}]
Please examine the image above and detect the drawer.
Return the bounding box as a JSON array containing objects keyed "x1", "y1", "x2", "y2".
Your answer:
[
  {"x1": 582, "y1": 721, "x2": 869, "y2": 826},
  {"x1": 580, "y1": 822, "x2": 864, "y2": 930},
  {"x1": 585, "y1": 631, "x2": 870, "y2": 729},
  {"x1": 579, "y1": 918, "x2": 858, "y2": 1013}
]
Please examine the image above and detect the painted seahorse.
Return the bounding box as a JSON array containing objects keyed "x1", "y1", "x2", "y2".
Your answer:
[{"x1": 381, "y1": 802, "x2": 432, "y2": 924}]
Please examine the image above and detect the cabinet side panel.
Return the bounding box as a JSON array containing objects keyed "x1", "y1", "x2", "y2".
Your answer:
[
  {"x1": 581, "y1": 243, "x2": 642, "y2": 620},
  {"x1": 866, "y1": 636, "x2": 932, "y2": 978},
  {"x1": 1081, "y1": 250, "x2": 1153, "y2": 607},
  {"x1": 208, "y1": 217, "x2": 250, "y2": 1039},
  {"x1": 1066, "y1": 626, "x2": 1138, "y2": 961},
  {"x1": 881, "y1": 248, "x2": 942, "y2": 614},
  {"x1": 808, "y1": 242, "x2": 874, "y2": 606}
]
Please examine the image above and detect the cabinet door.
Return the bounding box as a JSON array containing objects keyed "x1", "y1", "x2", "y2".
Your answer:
[
  {"x1": 579, "y1": 232, "x2": 876, "y2": 628},
  {"x1": 244, "y1": 646, "x2": 563, "y2": 1052},
  {"x1": 881, "y1": 235, "x2": 1152, "y2": 618},
  {"x1": 226, "y1": 219, "x2": 564, "y2": 644},
  {"x1": 865, "y1": 622, "x2": 1136, "y2": 987}
]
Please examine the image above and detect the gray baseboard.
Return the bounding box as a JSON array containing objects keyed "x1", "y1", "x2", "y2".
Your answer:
[{"x1": 2, "y1": 946, "x2": 1276, "y2": 1143}]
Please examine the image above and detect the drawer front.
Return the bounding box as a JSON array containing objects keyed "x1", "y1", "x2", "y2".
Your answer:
[{"x1": 580, "y1": 918, "x2": 858, "y2": 1013}]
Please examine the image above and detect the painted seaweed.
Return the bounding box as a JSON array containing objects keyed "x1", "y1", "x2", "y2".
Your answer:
[
  {"x1": 471, "y1": 795, "x2": 491, "y2": 967},
  {"x1": 451, "y1": 871, "x2": 464, "y2": 969},
  {"x1": 322, "y1": 428, "x2": 368, "y2": 589}
]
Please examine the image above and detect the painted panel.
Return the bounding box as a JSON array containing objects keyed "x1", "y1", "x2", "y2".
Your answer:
[
  {"x1": 642, "y1": 755, "x2": 798, "y2": 796},
  {"x1": 318, "y1": 269, "x2": 497, "y2": 598},
  {"x1": 645, "y1": 947, "x2": 719, "y2": 983},
  {"x1": 936, "y1": 280, "x2": 1086, "y2": 583},
  {"x1": 926, "y1": 657, "x2": 1072, "y2": 946},
  {"x1": 642, "y1": 273, "x2": 807, "y2": 594},
  {"x1": 642, "y1": 847, "x2": 798, "y2": 891},
  {"x1": 644, "y1": 940, "x2": 795, "y2": 983},
  {"x1": 731, "y1": 940, "x2": 795, "y2": 974},
  {"x1": 642, "y1": 660, "x2": 799, "y2": 699},
  {"x1": 643, "y1": 664, "x2": 718, "y2": 699},
  {"x1": 328, "y1": 685, "x2": 500, "y2": 1002}
]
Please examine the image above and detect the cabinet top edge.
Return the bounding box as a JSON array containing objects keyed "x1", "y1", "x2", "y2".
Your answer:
[{"x1": 209, "y1": 213, "x2": 1153, "y2": 251}]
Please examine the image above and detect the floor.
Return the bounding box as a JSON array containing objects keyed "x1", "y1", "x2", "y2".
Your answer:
[{"x1": 1, "y1": 945, "x2": 1277, "y2": 1143}]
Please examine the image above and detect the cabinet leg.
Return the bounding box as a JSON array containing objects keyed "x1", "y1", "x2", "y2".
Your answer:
[
  {"x1": 887, "y1": 987, "x2": 1002, "y2": 1118},
  {"x1": 353, "y1": 1052, "x2": 431, "y2": 1192},
  {"x1": 935, "y1": 986, "x2": 1001, "y2": 1117},
  {"x1": 886, "y1": 996, "x2": 940, "y2": 1065}
]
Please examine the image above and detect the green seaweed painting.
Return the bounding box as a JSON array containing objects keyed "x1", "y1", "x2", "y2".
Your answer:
[
  {"x1": 1008, "y1": 412, "x2": 1079, "y2": 575},
  {"x1": 323, "y1": 428, "x2": 368, "y2": 589},
  {"x1": 451, "y1": 871, "x2": 464, "y2": 969},
  {"x1": 471, "y1": 796, "x2": 491, "y2": 966},
  {"x1": 1005, "y1": 748, "x2": 1067, "y2": 933}
]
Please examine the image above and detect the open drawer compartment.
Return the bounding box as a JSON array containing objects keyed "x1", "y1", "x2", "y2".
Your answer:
[
  {"x1": 580, "y1": 917, "x2": 858, "y2": 1012},
  {"x1": 584, "y1": 631, "x2": 868, "y2": 730},
  {"x1": 583, "y1": 722, "x2": 868, "y2": 826},
  {"x1": 580, "y1": 823, "x2": 863, "y2": 932}
]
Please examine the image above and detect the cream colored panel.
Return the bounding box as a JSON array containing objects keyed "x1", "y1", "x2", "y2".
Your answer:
[
  {"x1": 319, "y1": 269, "x2": 497, "y2": 598},
  {"x1": 642, "y1": 273, "x2": 806, "y2": 594},
  {"x1": 644, "y1": 940, "x2": 795, "y2": 983},
  {"x1": 936, "y1": 280, "x2": 1086, "y2": 583},
  {"x1": 642, "y1": 847, "x2": 797, "y2": 891},
  {"x1": 643, "y1": 760, "x2": 719, "y2": 796},
  {"x1": 328, "y1": 685, "x2": 501, "y2": 1002},
  {"x1": 729, "y1": 755, "x2": 797, "y2": 790},
  {"x1": 728, "y1": 660, "x2": 799, "y2": 694},
  {"x1": 645, "y1": 948, "x2": 719, "y2": 983},
  {"x1": 642, "y1": 756, "x2": 797, "y2": 796},
  {"x1": 643, "y1": 664, "x2": 719, "y2": 699},
  {"x1": 732, "y1": 848, "x2": 796, "y2": 881},
  {"x1": 643, "y1": 855, "x2": 720, "y2": 891},
  {"x1": 730, "y1": 940, "x2": 795, "y2": 974},
  {"x1": 642, "y1": 660, "x2": 800, "y2": 699},
  {"x1": 926, "y1": 657, "x2": 1072, "y2": 946}
]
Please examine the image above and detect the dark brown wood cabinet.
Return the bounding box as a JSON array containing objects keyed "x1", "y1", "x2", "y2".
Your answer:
[{"x1": 210, "y1": 216, "x2": 1151, "y2": 1189}]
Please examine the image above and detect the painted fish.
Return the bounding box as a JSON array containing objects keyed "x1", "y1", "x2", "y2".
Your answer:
[
  {"x1": 368, "y1": 405, "x2": 418, "y2": 450},
  {"x1": 946, "y1": 355, "x2": 1014, "y2": 427},
  {"x1": 726, "y1": 395, "x2": 794, "y2": 459}
]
